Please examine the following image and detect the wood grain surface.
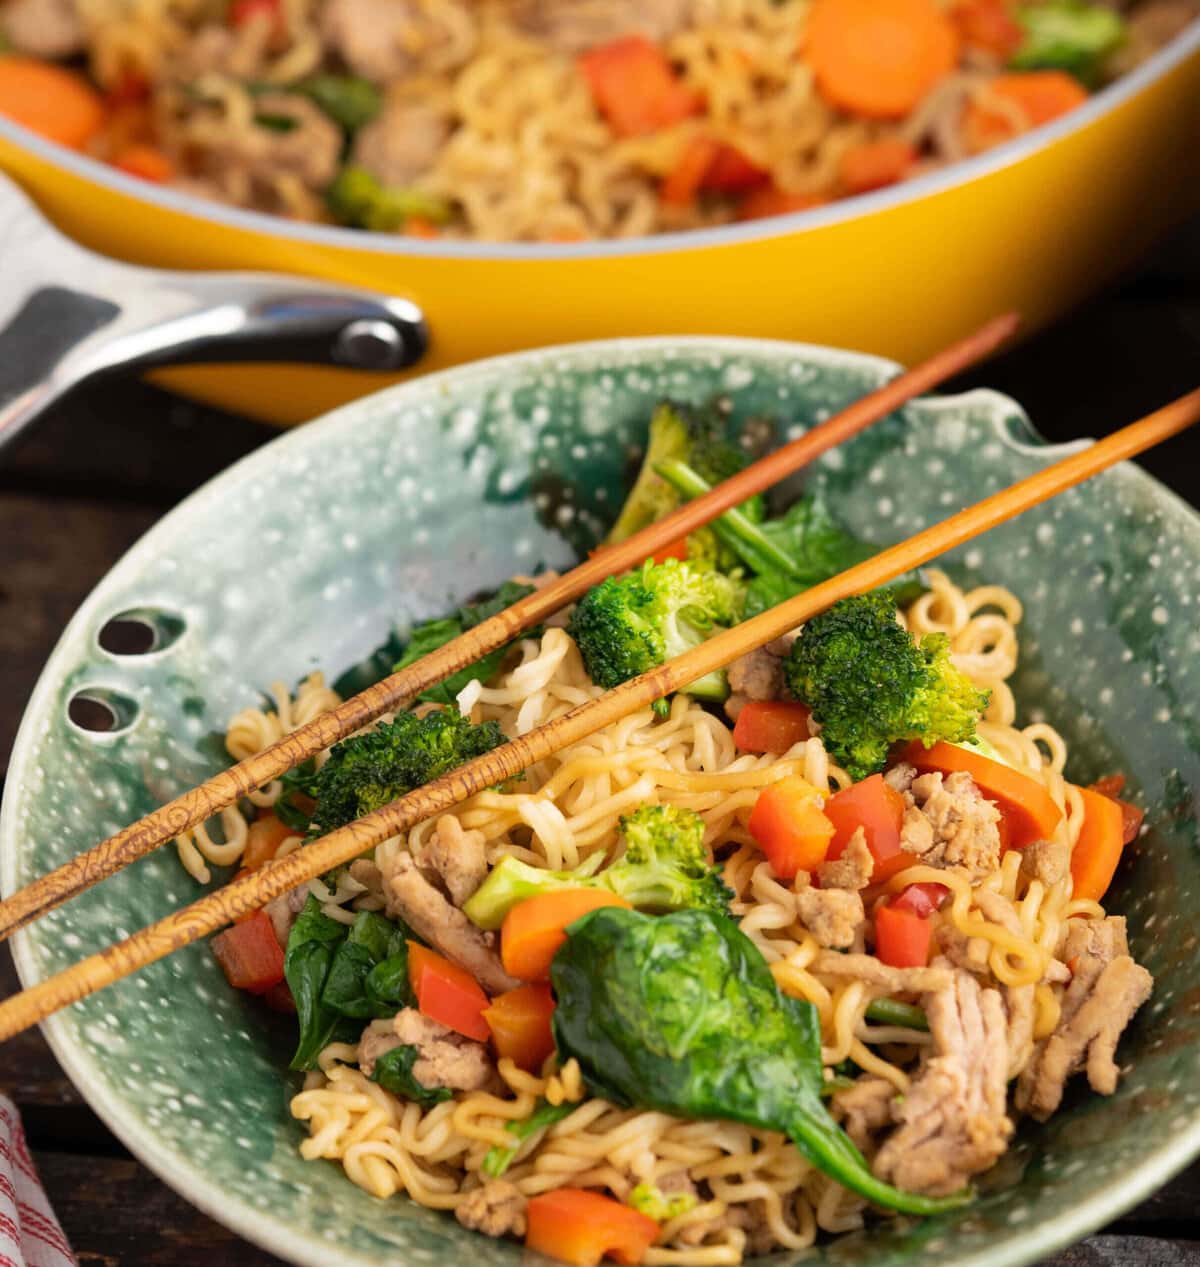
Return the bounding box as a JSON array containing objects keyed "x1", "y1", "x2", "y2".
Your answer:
[{"x1": 2, "y1": 217, "x2": 1199, "y2": 1265}]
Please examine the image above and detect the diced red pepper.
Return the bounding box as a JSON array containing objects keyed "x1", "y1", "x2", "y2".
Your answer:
[
  {"x1": 891, "y1": 881, "x2": 950, "y2": 919},
  {"x1": 650, "y1": 535, "x2": 690, "y2": 564},
  {"x1": 263, "y1": 980, "x2": 297, "y2": 1013},
  {"x1": 732, "y1": 700, "x2": 813, "y2": 755},
  {"x1": 526, "y1": 1189, "x2": 659, "y2": 1266},
  {"x1": 408, "y1": 942, "x2": 491, "y2": 1041},
  {"x1": 578, "y1": 35, "x2": 702, "y2": 138},
  {"x1": 660, "y1": 136, "x2": 719, "y2": 206},
  {"x1": 702, "y1": 143, "x2": 769, "y2": 192},
  {"x1": 822, "y1": 773, "x2": 910, "y2": 882},
  {"x1": 211, "y1": 911, "x2": 285, "y2": 994},
  {"x1": 875, "y1": 902, "x2": 933, "y2": 967},
  {"x1": 748, "y1": 778, "x2": 836, "y2": 879},
  {"x1": 229, "y1": 0, "x2": 280, "y2": 25}
]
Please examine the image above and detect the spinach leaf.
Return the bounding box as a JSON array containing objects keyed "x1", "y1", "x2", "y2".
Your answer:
[
  {"x1": 285, "y1": 897, "x2": 355, "y2": 1069},
  {"x1": 275, "y1": 758, "x2": 319, "y2": 834},
  {"x1": 550, "y1": 906, "x2": 971, "y2": 1216},
  {"x1": 371, "y1": 1044, "x2": 453, "y2": 1109},
  {"x1": 481, "y1": 1100, "x2": 575, "y2": 1178},
  {"x1": 365, "y1": 953, "x2": 413, "y2": 1015},
  {"x1": 321, "y1": 941, "x2": 378, "y2": 1020},
  {"x1": 393, "y1": 580, "x2": 537, "y2": 705},
  {"x1": 294, "y1": 74, "x2": 382, "y2": 133}
]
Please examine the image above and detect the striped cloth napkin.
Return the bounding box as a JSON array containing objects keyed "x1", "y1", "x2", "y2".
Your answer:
[{"x1": 0, "y1": 1098, "x2": 74, "y2": 1267}]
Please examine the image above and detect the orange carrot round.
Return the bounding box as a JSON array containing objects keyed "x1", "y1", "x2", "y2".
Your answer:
[
  {"x1": 747, "y1": 777, "x2": 835, "y2": 879},
  {"x1": 806, "y1": 0, "x2": 960, "y2": 119},
  {"x1": 502, "y1": 890, "x2": 632, "y2": 983},
  {"x1": 1071, "y1": 785, "x2": 1126, "y2": 902},
  {"x1": 962, "y1": 70, "x2": 1089, "y2": 153},
  {"x1": 483, "y1": 982, "x2": 557, "y2": 1070},
  {"x1": 526, "y1": 1189, "x2": 659, "y2": 1267},
  {"x1": 0, "y1": 58, "x2": 106, "y2": 150}
]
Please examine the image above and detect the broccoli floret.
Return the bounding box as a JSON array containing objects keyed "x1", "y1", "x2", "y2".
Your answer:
[
  {"x1": 568, "y1": 557, "x2": 744, "y2": 701},
  {"x1": 326, "y1": 165, "x2": 453, "y2": 232},
  {"x1": 1011, "y1": 3, "x2": 1125, "y2": 85},
  {"x1": 463, "y1": 804, "x2": 731, "y2": 929},
  {"x1": 784, "y1": 592, "x2": 989, "y2": 780},
  {"x1": 292, "y1": 708, "x2": 504, "y2": 834},
  {"x1": 606, "y1": 401, "x2": 764, "y2": 549}
]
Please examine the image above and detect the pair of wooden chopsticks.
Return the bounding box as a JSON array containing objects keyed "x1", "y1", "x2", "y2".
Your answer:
[{"x1": 3, "y1": 322, "x2": 1198, "y2": 1043}]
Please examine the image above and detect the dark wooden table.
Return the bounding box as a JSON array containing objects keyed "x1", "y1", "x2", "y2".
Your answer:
[{"x1": 3, "y1": 218, "x2": 1200, "y2": 1265}]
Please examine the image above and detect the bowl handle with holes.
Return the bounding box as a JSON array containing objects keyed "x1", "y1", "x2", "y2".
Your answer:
[{"x1": 0, "y1": 171, "x2": 429, "y2": 452}]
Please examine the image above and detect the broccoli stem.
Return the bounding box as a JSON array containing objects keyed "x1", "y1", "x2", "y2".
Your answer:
[
  {"x1": 654, "y1": 459, "x2": 801, "y2": 579},
  {"x1": 863, "y1": 998, "x2": 929, "y2": 1031}
]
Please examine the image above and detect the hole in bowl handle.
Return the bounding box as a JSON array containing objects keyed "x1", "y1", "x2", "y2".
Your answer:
[{"x1": 0, "y1": 171, "x2": 429, "y2": 453}]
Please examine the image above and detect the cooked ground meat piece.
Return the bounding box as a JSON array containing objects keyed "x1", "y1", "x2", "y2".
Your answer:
[
  {"x1": 321, "y1": 0, "x2": 473, "y2": 81},
  {"x1": 348, "y1": 857, "x2": 385, "y2": 902},
  {"x1": 726, "y1": 647, "x2": 786, "y2": 704},
  {"x1": 0, "y1": 0, "x2": 82, "y2": 57},
  {"x1": 417, "y1": 815, "x2": 489, "y2": 907},
  {"x1": 817, "y1": 826, "x2": 874, "y2": 890},
  {"x1": 393, "y1": 1008, "x2": 497, "y2": 1091},
  {"x1": 884, "y1": 762, "x2": 917, "y2": 795},
  {"x1": 456, "y1": 1180, "x2": 527, "y2": 1237},
  {"x1": 813, "y1": 951, "x2": 953, "y2": 995},
  {"x1": 873, "y1": 968, "x2": 1013, "y2": 1195},
  {"x1": 264, "y1": 883, "x2": 310, "y2": 947},
  {"x1": 832, "y1": 1076, "x2": 896, "y2": 1151},
  {"x1": 1020, "y1": 839, "x2": 1071, "y2": 887},
  {"x1": 724, "y1": 692, "x2": 751, "y2": 723},
  {"x1": 897, "y1": 770, "x2": 1002, "y2": 876},
  {"x1": 385, "y1": 852, "x2": 520, "y2": 994},
  {"x1": 513, "y1": 0, "x2": 694, "y2": 51},
  {"x1": 1016, "y1": 916, "x2": 1152, "y2": 1120},
  {"x1": 936, "y1": 920, "x2": 991, "y2": 975},
  {"x1": 352, "y1": 101, "x2": 449, "y2": 189},
  {"x1": 796, "y1": 886, "x2": 863, "y2": 950},
  {"x1": 357, "y1": 1019, "x2": 404, "y2": 1078}
]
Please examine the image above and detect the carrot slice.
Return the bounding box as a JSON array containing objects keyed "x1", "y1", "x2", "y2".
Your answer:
[
  {"x1": 1088, "y1": 773, "x2": 1145, "y2": 845},
  {"x1": 408, "y1": 942, "x2": 491, "y2": 1041},
  {"x1": 0, "y1": 58, "x2": 106, "y2": 150},
  {"x1": 732, "y1": 701, "x2": 812, "y2": 756},
  {"x1": 839, "y1": 137, "x2": 918, "y2": 194},
  {"x1": 241, "y1": 813, "x2": 294, "y2": 871},
  {"x1": 578, "y1": 36, "x2": 702, "y2": 138},
  {"x1": 526, "y1": 1189, "x2": 659, "y2": 1266},
  {"x1": 875, "y1": 902, "x2": 933, "y2": 967},
  {"x1": 823, "y1": 773, "x2": 910, "y2": 882},
  {"x1": 902, "y1": 740, "x2": 1062, "y2": 848},
  {"x1": 660, "y1": 136, "x2": 719, "y2": 207},
  {"x1": 748, "y1": 777, "x2": 836, "y2": 879},
  {"x1": 806, "y1": 0, "x2": 960, "y2": 119},
  {"x1": 737, "y1": 187, "x2": 828, "y2": 221},
  {"x1": 483, "y1": 982, "x2": 557, "y2": 1071},
  {"x1": 1071, "y1": 785, "x2": 1126, "y2": 902},
  {"x1": 950, "y1": 0, "x2": 1024, "y2": 59},
  {"x1": 962, "y1": 70, "x2": 1088, "y2": 153},
  {"x1": 502, "y1": 890, "x2": 632, "y2": 983}
]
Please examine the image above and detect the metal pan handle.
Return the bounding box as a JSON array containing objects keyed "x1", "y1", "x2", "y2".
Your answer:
[{"x1": 0, "y1": 173, "x2": 428, "y2": 452}]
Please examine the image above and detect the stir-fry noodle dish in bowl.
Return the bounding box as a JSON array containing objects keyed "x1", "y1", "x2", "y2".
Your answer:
[
  {"x1": 4, "y1": 338, "x2": 1200, "y2": 1267},
  {"x1": 1, "y1": 2, "x2": 1199, "y2": 420}
]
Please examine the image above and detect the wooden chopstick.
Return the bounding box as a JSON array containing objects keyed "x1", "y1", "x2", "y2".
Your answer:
[
  {"x1": 1, "y1": 383, "x2": 1196, "y2": 1043},
  {"x1": 0, "y1": 314, "x2": 1018, "y2": 943}
]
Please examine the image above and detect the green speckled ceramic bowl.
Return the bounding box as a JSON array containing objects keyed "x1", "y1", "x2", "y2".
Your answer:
[{"x1": 4, "y1": 338, "x2": 1200, "y2": 1267}]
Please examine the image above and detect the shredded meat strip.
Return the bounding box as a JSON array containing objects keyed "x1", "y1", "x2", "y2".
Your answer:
[
  {"x1": 385, "y1": 853, "x2": 520, "y2": 994},
  {"x1": 873, "y1": 967, "x2": 1013, "y2": 1195}
]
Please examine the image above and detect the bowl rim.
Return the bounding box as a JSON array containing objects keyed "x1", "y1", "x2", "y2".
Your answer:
[
  {"x1": 5, "y1": 333, "x2": 1200, "y2": 1267},
  {"x1": 1, "y1": 19, "x2": 1198, "y2": 265}
]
